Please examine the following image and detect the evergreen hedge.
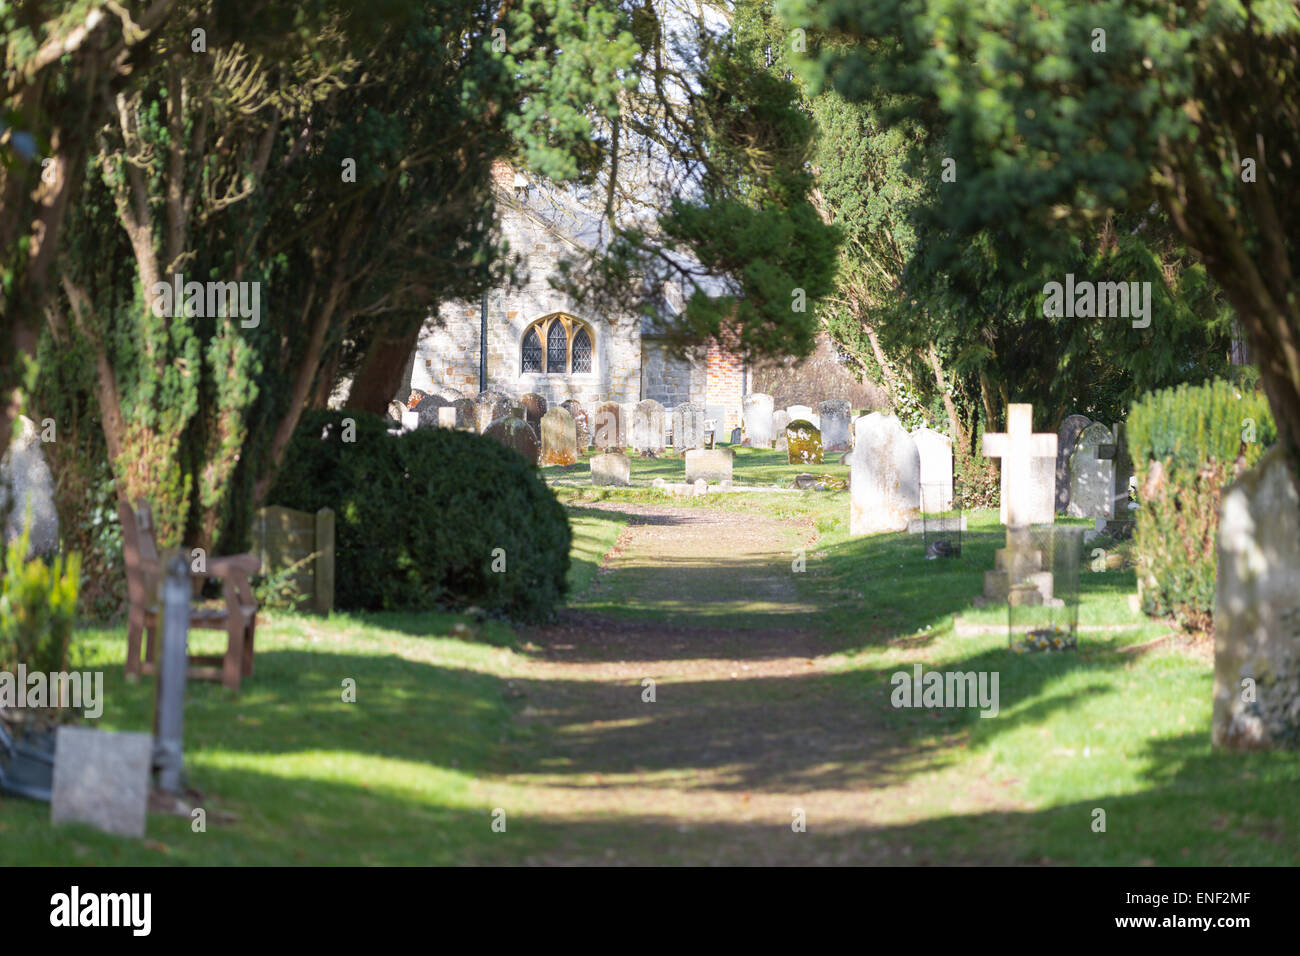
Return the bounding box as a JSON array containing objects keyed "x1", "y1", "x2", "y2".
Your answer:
[
  {"x1": 268, "y1": 410, "x2": 570, "y2": 622},
  {"x1": 1128, "y1": 379, "x2": 1276, "y2": 631}
]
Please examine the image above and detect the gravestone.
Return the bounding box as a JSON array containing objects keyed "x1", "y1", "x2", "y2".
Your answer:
[
  {"x1": 415, "y1": 394, "x2": 451, "y2": 428},
  {"x1": 912, "y1": 426, "x2": 954, "y2": 512},
  {"x1": 591, "y1": 452, "x2": 631, "y2": 487},
  {"x1": 819, "y1": 400, "x2": 852, "y2": 452},
  {"x1": 1212, "y1": 447, "x2": 1300, "y2": 750},
  {"x1": 484, "y1": 417, "x2": 539, "y2": 464},
  {"x1": 386, "y1": 400, "x2": 404, "y2": 423},
  {"x1": 593, "y1": 401, "x2": 623, "y2": 451},
  {"x1": 475, "y1": 391, "x2": 507, "y2": 432},
  {"x1": 786, "y1": 405, "x2": 819, "y2": 430},
  {"x1": 1, "y1": 415, "x2": 59, "y2": 556},
  {"x1": 437, "y1": 406, "x2": 457, "y2": 429},
  {"x1": 539, "y1": 408, "x2": 579, "y2": 466},
  {"x1": 450, "y1": 398, "x2": 477, "y2": 430},
  {"x1": 981, "y1": 404, "x2": 1059, "y2": 604},
  {"x1": 619, "y1": 403, "x2": 636, "y2": 451},
  {"x1": 490, "y1": 397, "x2": 525, "y2": 425},
  {"x1": 786, "y1": 420, "x2": 824, "y2": 465},
  {"x1": 984, "y1": 404, "x2": 1057, "y2": 527},
  {"x1": 685, "y1": 448, "x2": 734, "y2": 484},
  {"x1": 1097, "y1": 422, "x2": 1134, "y2": 518},
  {"x1": 1067, "y1": 421, "x2": 1115, "y2": 518},
  {"x1": 632, "y1": 400, "x2": 666, "y2": 456},
  {"x1": 407, "y1": 388, "x2": 431, "y2": 407},
  {"x1": 1055, "y1": 414, "x2": 1094, "y2": 514},
  {"x1": 849, "y1": 413, "x2": 920, "y2": 534},
  {"x1": 561, "y1": 400, "x2": 591, "y2": 449},
  {"x1": 51, "y1": 727, "x2": 153, "y2": 838},
  {"x1": 519, "y1": 393, "x2": 548, "y2": 432},
  {"x1": 772, "y1": 410, "x2": 791, "y2": 453},
  {"x1": 742, "y1": 393, "x2": 774, "y2": 447},
  {"x1": 671, "y1": 402, "x2": 706, "y2": 454}
]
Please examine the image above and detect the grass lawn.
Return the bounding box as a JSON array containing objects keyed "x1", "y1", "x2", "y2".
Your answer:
[
  {"x1": 5, "y1": 485, "x2": 1298, "y2": 864},
  {"x1": 541, "y1": 444, "x2": 849, "y2": 488}
]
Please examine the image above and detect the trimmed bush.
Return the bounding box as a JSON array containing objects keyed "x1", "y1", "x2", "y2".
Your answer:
[
  {"x1": 1129, "y1": 379, "x2": 1277, "y2": 631},
  {"x1": 268, "y1": 410, "x2": 570, "y2": 622}
]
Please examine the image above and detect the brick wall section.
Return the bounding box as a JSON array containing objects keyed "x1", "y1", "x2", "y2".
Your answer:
[{"x1": 706, "y1": 337, "x2": 747, "y2": 429}]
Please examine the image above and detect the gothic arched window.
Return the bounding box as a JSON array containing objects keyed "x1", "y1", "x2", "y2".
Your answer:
[
  {"x1": 521, "y1": 327, "x2": 543, "y2": 373},
  {"x1": 519, "y1": 314, "x2": 594, "y2": 374},
  {"x1": 571, "y1": 327, "x2": 592, "y2": 373}
]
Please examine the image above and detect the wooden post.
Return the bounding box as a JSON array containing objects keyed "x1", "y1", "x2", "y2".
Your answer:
[{"x1": 315, "y1": 507, "x2": 335, "y2": 614}]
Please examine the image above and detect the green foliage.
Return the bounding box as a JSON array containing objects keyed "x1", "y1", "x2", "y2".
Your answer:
[
  {"x1": 268, "y1": 411, "x2": 571, "y2": 622},
  {"x1": 0, "y1": 526, "x2": 82, "y2": 674},
  {"x1": 1129, "y1": 380, "x2": 1277, "y2": 630}
]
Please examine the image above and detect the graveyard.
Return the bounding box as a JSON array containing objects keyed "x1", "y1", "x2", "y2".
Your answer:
[{"x1": 2, "y1": 0, "x2": 1300, "y2": 882}]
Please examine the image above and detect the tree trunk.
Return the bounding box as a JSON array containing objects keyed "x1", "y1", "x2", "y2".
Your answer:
[
  {"x1": 925, "y1": 341, "x2": 966, "y2": 449},
  {"x1": 345, "y1": 321, "x2": 424, "y2": 414}
]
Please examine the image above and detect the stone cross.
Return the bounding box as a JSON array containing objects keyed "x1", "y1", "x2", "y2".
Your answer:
[
  {"x1": 1096, "y1": 422, "x2": 1133, "y2": 517},
  {"x1": 982, "y1": 404, "x2": 1058, "y2": 528}
]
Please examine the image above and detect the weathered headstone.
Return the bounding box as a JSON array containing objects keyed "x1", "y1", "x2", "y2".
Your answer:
[
  {"x1": 484, "y1": 417, "x2": 539, "y2": 464},
  {"x1": 786, "y1": 405, "x2": 819, "y2": 429},
  {"x1": 849, "y1": 413, "x2": 920, "y2": 534},
  {"x1": 1, "y1": 415, "x2": 59, "y2": 556},
  {"x1": 540, "y1": 407, "x2": 579, "y2": 466},
  {"x1": 450, "y1": 397, "x2": 477, "y2": 430},
  {"x1": 1055, "y1": 414, "x2": 1094, "y2": 514},
  {"x1": 671, "y1": 402, "x2": 706, "y2": 454},
  {"x1": 51, "y1": 727, "x2": 153, "y2": 838},
  {"x1": 984, "y1": 405, "x2": 1058, "y2": 527},
  {"x1": 415, "y1": 394, "x2": 451, "y2": 428},
  {"x1": 561, "y1": 400, "x2": 591, "y2": 449},
  {"x1": 474, "y1": 391, "x2": 507, "y2": 432},
  {"x1": 1096, "y1": 422, "x2": 1134, "y2": 518},
  {"x1": 1067, "y1": 421, "x2": 1115, "y2": 518},
  {"x1": 685, "y1": 447, "x2": 734, "y2": 484},
  {"x1": 437, "y1": 406, "x2": 457, "y2": 429},
  {"x1": 591, "y1": 451, "x2": 631, "y2": 486},
  {"x1": 593, "y1": 401, "x2": 623, "y2": 451},
  {"x1": 772, "y1": 409, "x2": 791, "y2": 453},
  {"x1": 742, "y1": 393, "x2": 774, "y2": 447},
  {"x1": 619, "y1": 403, "x2": 636, "y2": 451},
  {"x1": 632, "y1": 400, "x2": 666, "y2": 456},
  {"x1": 786, "y1": 420, "x2": 824, "y2": 465},
  {"x1": 911, "y1": 426, "x2": 954, "y2": 512},
  {"x1": 490, "y1": 397, "x2": 525, "y2": 425},
  {"x1": 819, "y1": 400, "x2": 852, "y2": 452},
  {"x1": 1212, "y1": 447, "x2": 1300, "y2": 750},
  {"x1": 519, "y1": 393, "x2": 548, "y2": 432}
]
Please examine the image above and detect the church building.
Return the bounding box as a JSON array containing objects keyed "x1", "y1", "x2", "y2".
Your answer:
[{"x1": 405, "y1": 162, "x2": 750, "y2": 428}]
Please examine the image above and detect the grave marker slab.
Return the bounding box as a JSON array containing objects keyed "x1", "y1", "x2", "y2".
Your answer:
[
  {"x1": 685, "y1": 448, "x2": 734, "y2": 484},
  {"x1": 593, "y1": 401, "x2": 623, "y2": 451},
  {"x1": 912, "y1": 426, "x2": 954, "y2": 512},
  {"x1": 540, "y1": 407, "x2": 579, "y2": 466},
  {"x1": 51, "y1": 727, "x2": 153, "y2": 838},
  {"x1": 1067, "y1": 421, "x2": 1115, "y2": 518},
  {"x1": 561, "y1": 400, "x2": 591, "y2": 449},
  {"x1": 485, "y1": 417, "x2": 539, "y2": 464},
  {"x1": 983, "y1": 405, "x2": 1058, "y2": 527},
  {"x1": 1055, "y1": 414, "x2": 1094, "y2": 513},
  {"x1": 591, "y1": 452, "x2": 631, "y2": 486},
  {"x1": 632, "y1": 400, "x2": 666, "y2": 456},
  {"x1": 742, "y1": 393, "x2": 774, "y2": 447},
  {"x1": 519, "y1": 393, "x2": 548, "y2": 432},
  {"x1": 819, "y1": 400, "x2": 852, "y2": 452},
  {"x1": 772, "y1": 410, "x2": 791, "y2": 453},
  {"x1": 849, "y1": 413, "x2": 921, "y2": 534},
  {"x1": 671, "y1": 402, "x2": 706, "y2": 454},
  {"x1": 786, "y1": 420, "x2": 824, "y2": 465}
]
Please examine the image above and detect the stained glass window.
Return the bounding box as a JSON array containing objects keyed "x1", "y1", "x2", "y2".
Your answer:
[
  {"x1": 547, "y1": 321, "x2": 568, "y2": 373},
  {"x1": 521, "y1": 327, "x2": 542, "y2": 373},
  {"x1": 571, "y1": 327, "x2": 592, "y2": 373}
]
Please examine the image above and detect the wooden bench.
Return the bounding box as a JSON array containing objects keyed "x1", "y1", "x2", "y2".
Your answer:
[{"x1": 119, "y1": 499, "x2": 260, "y2": 691}]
